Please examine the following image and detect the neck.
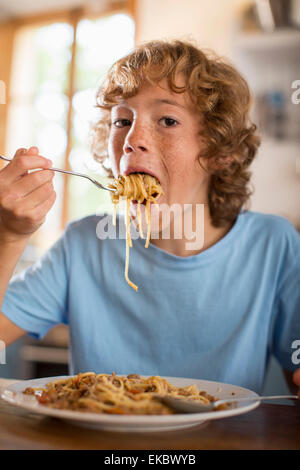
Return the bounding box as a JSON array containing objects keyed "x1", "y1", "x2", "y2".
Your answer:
[{"x1": 149, "y1": 204, "x2": 233, "y2": 257}]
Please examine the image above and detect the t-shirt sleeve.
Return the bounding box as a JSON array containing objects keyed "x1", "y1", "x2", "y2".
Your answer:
[
  {"x1": 1, "y1": 227, "x2": 70, "y2": 340},
  {"x1": 271, "y1": 232, "x2": 300, "y2": 371}
]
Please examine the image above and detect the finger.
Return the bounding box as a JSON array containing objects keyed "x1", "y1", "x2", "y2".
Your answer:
[
  {"x1": 293, "y1": 369, "x2": 300, "y2": 387},
  {"x1": 9, "y1": 169, "x2": 55, "y2": 199},
  {"x1": 15, "y1": 147, "x2": 39, "y2": 179},
  {"x1": 14, "y1": 147, "x2": 28, "y2": 156},
  {"x1": 23, "y1": 189, "x2": 57, "y2": 226},
  {"x1": 0, "y1": 147, "x2": 53, "y2": 185},
  {"x1": 19, "y1": 180, "x2": 55, "y2": 212},
  {"x1": 1, "y1": 147, "x2": 27, "y2": 176},
  {"x1": 10, "y1": 147, "x2": 36, "y2": 168},
  {"x1": 1, "y1": 179, "x2": 55, "y2": 215}
]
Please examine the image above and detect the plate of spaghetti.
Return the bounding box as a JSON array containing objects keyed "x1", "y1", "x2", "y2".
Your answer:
[{"x1": 1, "y1": 372, "x2": 259, "y2": 432}]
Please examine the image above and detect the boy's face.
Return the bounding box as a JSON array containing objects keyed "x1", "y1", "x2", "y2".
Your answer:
[{"x1": 108, "y1": 76, "x2": 210, "y2": 211}]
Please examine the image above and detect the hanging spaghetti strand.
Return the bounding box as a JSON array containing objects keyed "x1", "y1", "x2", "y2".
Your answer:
[{"x1": 108, "y1": 174, "x2": 163, "y2": 291}]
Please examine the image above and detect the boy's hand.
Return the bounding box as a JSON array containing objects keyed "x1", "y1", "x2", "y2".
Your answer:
[
  {"x1": 0, "y1": 147, "x2": 56, "y2": 243},
  {"x1": 293, "y1": 369, "x2": 300, "y2": 398}
]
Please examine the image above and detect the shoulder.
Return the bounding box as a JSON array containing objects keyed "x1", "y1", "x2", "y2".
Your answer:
[
  {"x1": 65, "y1": 213, "x2": 113, "y2": 236},
  {"x1": 61, "y1": 213, "x2": 115, "y2": 248},
  {"x1": 63, "y1": 213, "x2": 127, "y2": 247},
  {"x1": 239, "y1": 210, "x2": 299, "y2": 241},
  {"x1": 238, "y1": 210, "x2": 300, "y2": 262}
]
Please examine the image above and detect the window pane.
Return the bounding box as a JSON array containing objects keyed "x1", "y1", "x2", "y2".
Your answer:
[
  {"x1": 75, "y1": 14, "x2": 135, "y2": 90},
  {"x1": 68, "y1": 13, "x2": 135, "y2": 221},
  {"x1": 5, "y1": 23, "x2": 73, "y2": 251},
  {"x1": 35, "y1": 23, "x2": 73, "y2": 95}
]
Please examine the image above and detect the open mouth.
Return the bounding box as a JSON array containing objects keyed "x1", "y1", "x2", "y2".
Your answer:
[
  {"x1": 127, "y1": 170, "x2": 161, "y2": 184},
  {"x1": 129, "y1": 171, "x2": 160, "y2": 205}
]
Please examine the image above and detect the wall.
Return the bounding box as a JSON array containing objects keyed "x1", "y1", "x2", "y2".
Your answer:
[{"x1": 135, "y1": 0, "x2": 252, "y2": 56}]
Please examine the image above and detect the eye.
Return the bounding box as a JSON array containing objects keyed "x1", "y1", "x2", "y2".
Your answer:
[
  {"x1": 159, "y1": 117, "x2": 179, "y2": 127},
  {"x1": 113, "y1": 119, "x2": 131, "y2": 128}
]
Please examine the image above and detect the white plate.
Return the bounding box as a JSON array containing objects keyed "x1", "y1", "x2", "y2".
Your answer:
[{"x1": 1, "y1": 375, "x2": 260, "y2": 432}]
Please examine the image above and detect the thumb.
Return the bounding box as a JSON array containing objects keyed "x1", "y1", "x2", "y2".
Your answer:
[{"x1": 292, "y1": 369, "x2": 300, "y2": 389}]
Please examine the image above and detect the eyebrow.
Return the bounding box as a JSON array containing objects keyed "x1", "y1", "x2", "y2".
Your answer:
[
  {"x1": 115, "y1": 98, "x2": 186, "y2": 110},
  {"x1": 152, "y1": 98, "x2": 186, "y2": 109}
]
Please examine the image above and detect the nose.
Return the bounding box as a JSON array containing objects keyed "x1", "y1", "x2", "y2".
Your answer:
[{"x1": 123, "y1": 121, "x2": 149, "y2": 155}]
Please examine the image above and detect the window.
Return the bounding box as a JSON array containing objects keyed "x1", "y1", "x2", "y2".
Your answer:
[
  {"x1": 5, "y1": 9, "x2": 135, "y2": 252},
  {"x1": 69, "y1": 14, "x2": 135, "y2": 222}
]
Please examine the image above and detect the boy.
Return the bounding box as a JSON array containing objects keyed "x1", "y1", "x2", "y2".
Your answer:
[{"x1": 0, "y1": 40, "x2": 299, "y2": 396}]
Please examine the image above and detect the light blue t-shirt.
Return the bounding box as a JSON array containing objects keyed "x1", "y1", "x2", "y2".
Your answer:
[{"x1": 2, "y1": 210, "x2": 300, "y2": 393}]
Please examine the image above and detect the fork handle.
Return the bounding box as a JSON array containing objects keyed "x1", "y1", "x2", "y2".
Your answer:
[
  {"x1": 50, "y1": 167, "x2": 101, "y2": 186},
  {"x1": 216, "y1": 395, "x2": 299, "y2": 406},
  {"x1": 0, "y1": 156, "x2": 84, "y2": 180},
  {"x1": 49, "y1": 167, "x2": 114, "y2": 191},
  {"x1": 0, "y1": 155, "x2": 11, "y2": 162},
  {"x1": 50, "y1": 167, "x2": 85, "y2": 177},
  {"x1": 0, "y1": 156, "x2": 114, "y2": 192}
]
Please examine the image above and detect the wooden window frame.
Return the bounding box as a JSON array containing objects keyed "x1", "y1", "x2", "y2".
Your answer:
[{"x1": 1, "y1": 0, "x2": 136, "y2": 229}]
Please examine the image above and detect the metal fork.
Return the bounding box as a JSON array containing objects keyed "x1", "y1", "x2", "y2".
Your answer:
[
  {"x1": 0, "y1": 155, "x2": 116, "y2": 193},
  {"x1": 158, "y1": 394, "x2": 299, "y2": 413}
]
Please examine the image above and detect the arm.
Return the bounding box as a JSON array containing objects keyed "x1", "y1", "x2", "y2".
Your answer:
[
  {"x1": 0, "y1": 147, "x2": 55, "y2": 346},
  {"x1": 0, "y1": 312, "x2": 26, "y2": 346},
  {"x1": 0, "y1": 235, "x2": 29, "y2": 345}
]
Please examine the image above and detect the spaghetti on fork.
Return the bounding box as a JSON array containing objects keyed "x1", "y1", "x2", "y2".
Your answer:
[{"x1": 108, "y1": 173, "x2": 163, "y2": 291}]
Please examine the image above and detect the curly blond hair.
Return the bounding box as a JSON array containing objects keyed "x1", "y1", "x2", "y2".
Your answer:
[{"x1": 90, "y1": 39, "x2": 261, "y2": 227}]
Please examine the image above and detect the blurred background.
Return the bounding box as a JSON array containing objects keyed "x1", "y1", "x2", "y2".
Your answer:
[{"x1": 0, "y1": 0, "x2": 299, "y2": 397}]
